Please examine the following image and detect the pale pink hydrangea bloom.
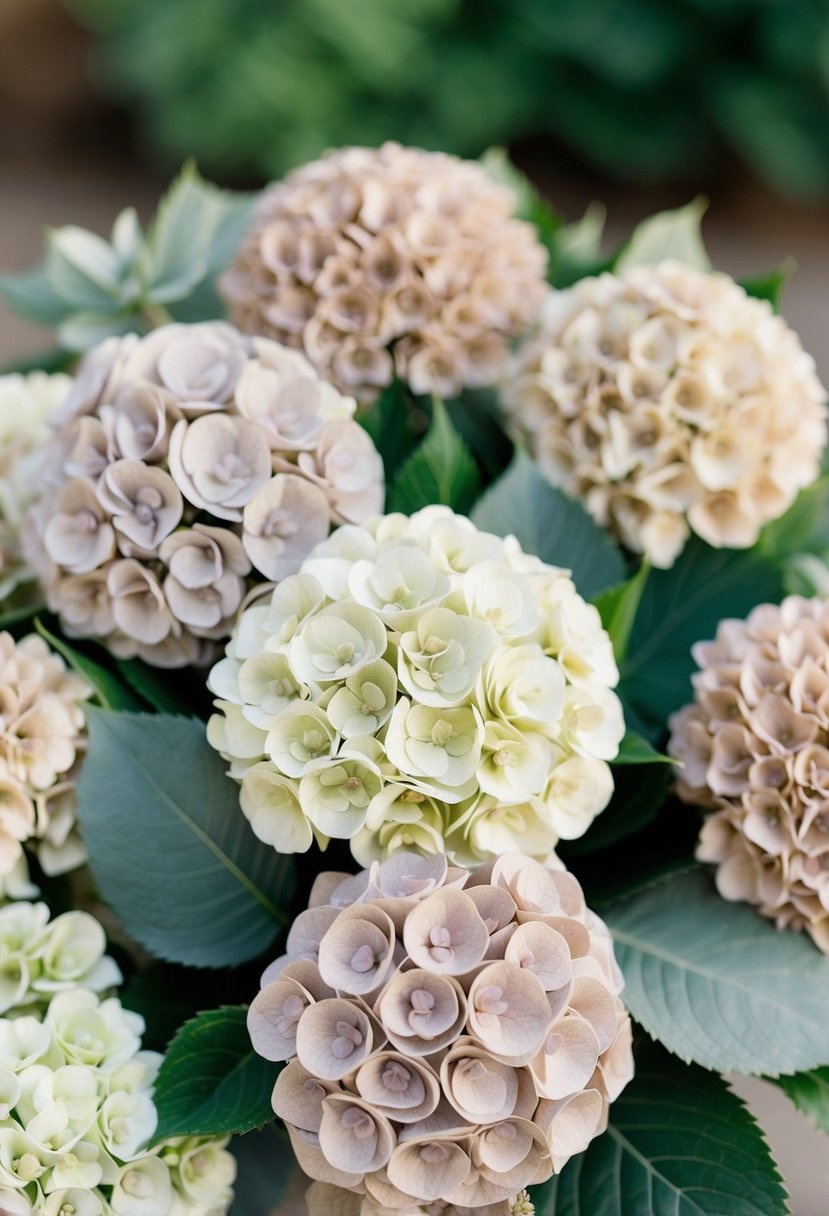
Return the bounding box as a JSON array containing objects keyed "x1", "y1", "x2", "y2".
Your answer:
[
  {"x1": 249, "y1": 851, "x2": 633, "y2": 1212},
  {"x1": 670, "y1": 595, "x2": 829, "y2": 951}
]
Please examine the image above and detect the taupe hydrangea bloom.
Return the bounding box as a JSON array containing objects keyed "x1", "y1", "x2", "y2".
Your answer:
[
  {"x1": 26, "y1": 322, "x2": 384, "y2": 667},
  {"x1": 0, "y1": 372, "x2": 73, "y2": 602},
  {"x1": 0, "y1": 632, "x2": 91, "y2": 892},
  {"x1": 502, "y1": 261, "x2": 827, "y2": 568},
  {"x1": 249, "y1": 851, "x2": 633, "y2": 1212},
  {"x1": 669, "y1": 596, "x2": 829, "y2": 951},
  {"x1": 221, "y1": 143, "x2": 548, "y2": 401}
]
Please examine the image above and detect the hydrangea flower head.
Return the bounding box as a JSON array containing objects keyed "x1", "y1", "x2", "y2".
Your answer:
[
  {"x1": 207, "y1": 507, "x2": 624, "y2": 866},
  {"x1": 502, "y1": 261, "x2": 827, "y2": 568}
]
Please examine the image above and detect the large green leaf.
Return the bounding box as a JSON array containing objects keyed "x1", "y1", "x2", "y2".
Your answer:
[
  {"x1": 387, "y1": 398, "x2": 481, "y2": 515},
  {"x1": 470, "y1": 451, "x2": 625, "y2": 600},
  {"x1": 77, "y1": 710, "x2": 294, "y2": 967},
  {"x1": 533, "y1": 1038, "x2": 789, "y2": 1216},
  {"x1": 593, "y1": 561, "x2": 650, "y2": 665},
  {"x1": 605, "y1": 868, "x2": 829, "y2": 1075},
  {"x1": 758, "y1": 476, "x2": 829, "y2": 560},
  {"x1": 358, "y1": 379, "x2": 419, "y2": 483},
  {"x1": 775, "y1": 1068, "x2": 829, "y2": 1134},
  {"x1": 614, "y1": 198, "x2": 711, "y2": 273},
  {"x1": 620, "y1": 538, "x2": 786, "y2": 731},
  {"x1": 35, "y1": 620, "x2": 141, "y2": 712},
  {"x1": 153, "y1": 1006, "x2": 279, "y2": 1141}
]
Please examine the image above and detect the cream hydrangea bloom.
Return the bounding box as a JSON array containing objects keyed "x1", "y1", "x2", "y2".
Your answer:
[
  {"x1": 26, "y1": 322, "x2": 384, "y2": 667},
  {"x1": 221, "y1": 142, "x2": 548, "y2": 401},
  {"x1": 0, "y1": 908, "x2": 235, "y2": 1216},
  {"x1": 670, "y1": 595, "x2": 829, "y2": 952},
  {"x1": 502, "y1": 261, "x2": 827, "y2": 568},
  {"x1": 207, "y1": 507, "x2": 624, "y2": 866},
  {"x1": 0, "y1": 372, "x2": 73, "y2": 602},
  {"x1": 0, "y1": 631, "x2": 92, "y2": 890},
  {"x1": 250, "y1": 851, "x2": 632, "y2": 1212}
]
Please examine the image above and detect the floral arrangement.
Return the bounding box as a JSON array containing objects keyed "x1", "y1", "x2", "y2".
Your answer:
[{"x1": 0, "y1": 149, "x2": 827, "y2": 1216}]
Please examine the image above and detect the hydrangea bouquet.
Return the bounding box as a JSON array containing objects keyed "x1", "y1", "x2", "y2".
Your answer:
[{"x1": 0, "y1": 147, "x2": 827, "y2": 1216}]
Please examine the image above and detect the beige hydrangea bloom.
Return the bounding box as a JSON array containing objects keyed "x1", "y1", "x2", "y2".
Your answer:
[
  {"x1": 221, "y1": 142, "x2": 549, "y2": 401},
  {"x1": 206, "y1": 506, "x2": 624, "y2": 867},
  {"x1": 502, "y1": 261, "x2": 827, "y2": 568},
  {"x1": 0, "y1": 631, "x2": 92, "y2": 889},
  {"x1": 669, "y1": 595, "x2": 829, "y2": 951},
  {"x1": 0, "y1": 372, "x2": 73, "y2": 602},
  {"x1": 251, "y1": 851, "x2": 632, "y2": 1212},
  {"x1": 26, "y1": 322, "x2": 384, "y2": 667}
]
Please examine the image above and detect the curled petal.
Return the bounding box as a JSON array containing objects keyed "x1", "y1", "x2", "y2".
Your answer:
[
  {"x1": 295, "y1": 997, "x2": 374, "y2": 1080},
  {"x1": 354, "y1": 1051, "x2": 440, "y2": 1123},
  {"x1": 402, "y1": 888, "x2": 490, "y2": 976},
  {"x1": 386, "y1": 1138, "x2": 471, "y2": 1204},
  {"x1": 468, "y1": 961, "x2": 552, "y2": 1064},
  {"x1": 319, "y1": 1093, "x2": 396, "y2": 1174},
  {"x1": 248, "y1": 976, "x2": 314, "y2": 1061},
  {"x1": 318, "y1": 904, "x2": 396, "y2": 995}
]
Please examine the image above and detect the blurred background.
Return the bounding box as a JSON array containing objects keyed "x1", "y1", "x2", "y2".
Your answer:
[{"x1": 0, "y1": 0, "x2": 828, "y2": 1208}]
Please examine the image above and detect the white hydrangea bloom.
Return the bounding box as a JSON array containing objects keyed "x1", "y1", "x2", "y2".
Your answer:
[
  {"x1": 502, "y1": 261, "x2": 828, "y2": 568},
  {"x1": 0, "y1": 372, "x2": 73, "y2": 602},
  {"x1": 207, "y1": 507, "x2": 624, "y2": 865},
  {"x1": 0, "y1": 907, "x2": 235, "y2": 1216}
]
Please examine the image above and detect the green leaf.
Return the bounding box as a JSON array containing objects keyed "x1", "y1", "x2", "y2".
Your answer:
[
  {"x1": 560, "y1": 760, "x2": 671, "y2": 858},
  {"x1": 115, "y1": 657, "x2": 204, "y2": 716},
  {"x1": 144, "y1": 162, "x2": 255, "y2": 301},
  {"x1": 77, "y1": 710, "x2": 294, "y2": 967},
  {"x1": 614, "y1": 731, "x2": 674, "y2": 766},
  {"x1": 57, "y1": 311, "x2": 139, "y2": 353},
  {"x1": 593, "y1": 561, "x2": 650, "y2": 664},
  {"x1": 740, "y1": 261, "x2": 795, "y2": 312},
  {"x1": 446, "y1": 390, "x2": 513, "y2": 483},
  {"x1": 387, "y1": 398, "x2": 481, "y2": 515},
  {"x1": 614, "y1": 198, "x2": 711, "y2": 273},
  {"x1": 759, "y1": 476, "x2": 829, "y2": 560},
  {"x1": 34, "y1": 620, "x2": 141, "y2": 712},
  {"x1": 533, "y1": 1037, "x2": 789, "y2": 1216},
  {"x1": 153, "y1": 1006, "x2": 279, "y2": 1141},
  {"x1": 471, "y1": 450, "x2": 625, "y2": 600},
  {"x1": 0, "y1": 265, "x2": 73, "y2": 327},
  {"x1": 548, "y1": 202, "x2": 613, "y2": 288},
  {"x1": 358, "y1": 379, "x2": 418, "y2": 482},
  {"x1": 230, "y1": 1124, "x2": 296, "y2": 1216},
  {"x1": 775, "y1": 1068, "x2": 829, "y2": 1135},
  {"x1": 605, "y1": 867, "x2": 829, "y2": 1075},
  {"x1": 620, "y1": 537, "x2": 786, "y2": 732}
]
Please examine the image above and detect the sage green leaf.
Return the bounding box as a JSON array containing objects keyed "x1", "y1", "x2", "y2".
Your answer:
[
  {"x1": 775, "y1": 1068, "x2": 829, "y2": 1134},
  {"x1": 34, "y1": 620, "x2": 140, "y2": 712},
  {"x1": 593, "y1": 560, "x2": 650, "y2": 664},
  {"x1": 0, "y1": 265, "x2": 73, "y2": 327},
  {"x1": 471, "y1": 451, "x2": 625, "y2": 599},
  {"x1": 144, "y1": 161, "x2": 255, "y2": 300},
  {"x1": 115, "y1": 657, "x2": 205, "y2": 717},
  {"x1": 533, "y1": 1038, "x2": 789, "y2": 1216},
  {"x1": 153, "y1": 1006, "x2": 279, "y2": 1140},
  {"x1": 57, "y1": 312, "x2": 138, "y2": 353},
  {"x1": 77, "y1": 710, "x2": 294, "y2": 966},
  {"x1": 614, "y1": 198, "x2": 711, "y2": 273},
  {"x1": 387, "y1": 398, "x2": 481, "y2": 515},
  {"x1": 620, "y1": 537, "x2": 785, "y2": 731},
  {"x1": 759, "y1": 475, "x2": 829, "y2": 560},
  {"x1": 605, "y1": 868, "x2": 829, "y2": 1075}
]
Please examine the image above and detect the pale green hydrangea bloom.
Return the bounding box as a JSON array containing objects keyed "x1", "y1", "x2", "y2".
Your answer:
[
  {"x1": 208, "y1": 505, "x2": 625, "y2": 866},
  {"x1": 0, "y1": 904, "x2": 235, "y2": 1216}
]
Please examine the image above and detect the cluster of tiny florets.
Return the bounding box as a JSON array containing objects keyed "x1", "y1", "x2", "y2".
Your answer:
[
  {"x1": 502, "y1": 261, "x2": 827, "y2": 568},
  {"x1": 249, "y1": 852, "x2": 632, "y2": 1213},
  {"x1": 27, "y1": 321, "x2": 384, "y2": 667},
  {"x1": 221, "y1": 142, "x2": 549, "y2": 401},
  {"x1": 670, "y1": 595, "x2": 829, "y2": 951},
  {"x1": 207, "y1": 506, "x2": 623, "y2": 868}
]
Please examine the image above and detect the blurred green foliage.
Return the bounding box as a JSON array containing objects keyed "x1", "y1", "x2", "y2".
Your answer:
[{"x1": 69, "y1": 0, "x2": 829, "y2": 196}]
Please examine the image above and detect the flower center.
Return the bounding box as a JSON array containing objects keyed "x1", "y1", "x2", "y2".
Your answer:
[{"x1": 331, "y1": 1021, "x2": 364, "y2": 1059}]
